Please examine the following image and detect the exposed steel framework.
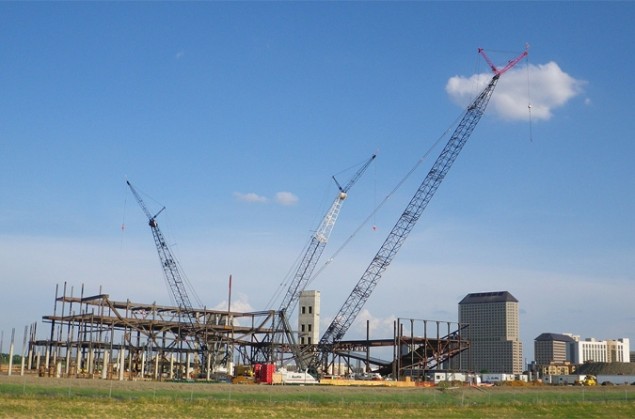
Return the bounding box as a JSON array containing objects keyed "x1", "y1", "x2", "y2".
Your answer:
[
  {"x1": 23, "y1": 285, "x2": 468, "y2": 382},
  {"x1": 26, "y1": 283, "x2": 292, "y2": 380}
]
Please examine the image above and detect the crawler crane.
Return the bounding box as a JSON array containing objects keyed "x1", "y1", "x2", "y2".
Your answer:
[
  {"x1": 269, "y1": 155, "x2": 375, "y2": 369},
  {"x1": 126, "y1": 181, "x2": 208, "y2": 365},
  {"x1": 313, "y1": 48, "x2": 528, "y2": 372}
]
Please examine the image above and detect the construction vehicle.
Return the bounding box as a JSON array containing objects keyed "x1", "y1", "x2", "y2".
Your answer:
[
  {"x1": 312, "y1": 47, "x2": 528, "y2": 373},
  {"x1": 581, "y1": 375, "x2": 597, "y2": 386}
]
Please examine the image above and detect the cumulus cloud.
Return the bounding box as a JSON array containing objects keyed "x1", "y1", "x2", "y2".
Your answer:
[
  {"x1": 233, "y1": 192, "x2": 268, "y2": 204},
  {"x1": 350, "y1": 308, "x2": 397, "y2": 338},
  {"x1": 212, "y1": 294, "x2": 255, "y2": 326},
  {"x1": 446, "y1": 61, "x2": 585, "y2": 121},
  {"x1": 233, "y1": 191, "x2": 299, "y2": 206},
  {"x1": 274, "y1": 191, "x2": 299, "y2": 206}
]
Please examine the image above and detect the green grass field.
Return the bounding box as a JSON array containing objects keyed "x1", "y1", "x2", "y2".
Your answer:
[{"x1": 1, "y1": 376, "x2": 634, "y2": 418}]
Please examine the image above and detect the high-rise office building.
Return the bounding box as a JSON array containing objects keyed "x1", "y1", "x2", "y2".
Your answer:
[{"x1": 458, "y1": 291, "x2": 523, "y2": 374}]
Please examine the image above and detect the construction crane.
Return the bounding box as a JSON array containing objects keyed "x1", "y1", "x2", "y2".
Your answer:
[
  {"x1": 127, "y1": 181, "x2": 196, "y2": 315},
  {"x1": 313, "y1": 48, "x2": 528, "y2": 371},
  {"x1": 266, "y1": 155, "x2": 375, "y2": 370},
  {"x1": 278, "y1": 153, "x2": 376, "y2": 319}
]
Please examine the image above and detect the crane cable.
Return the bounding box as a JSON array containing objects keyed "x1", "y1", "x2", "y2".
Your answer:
[
  {"x1": 526, "y1": 52, "x2": 534, "y2": 142},
  {"x1": 264, "y1": 176, "x2": 337, "y2": 311},
  {"x1": 265, "y1": 156, "x2": 381, "y2": 311}
]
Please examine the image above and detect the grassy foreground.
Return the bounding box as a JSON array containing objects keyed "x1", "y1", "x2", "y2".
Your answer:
[{"x1": 1, "y1": 376, "x2": 634, "y2": 418}]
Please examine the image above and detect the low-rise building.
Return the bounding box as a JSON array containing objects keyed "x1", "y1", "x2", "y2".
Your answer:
[{"x1": 534, "y1": 333, "x2": 630, "y2": 367}]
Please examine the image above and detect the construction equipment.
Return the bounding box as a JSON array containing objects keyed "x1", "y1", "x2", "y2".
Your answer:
[
  {"x1": 278, "y1": 154, "x2": 376, "y2": 319},
  {"x1": 581, "y1": 375, "x2": 597, "y2": 386},
  {"x1": 127, "y1": 181, "x2": 198, "y2": 317},
  {"x1": 271, "y1": 154, "x2": 375, "y2": 370},
  {"x1": 313, "y1": 47, "x2": 528, "y2": 372},
  {"x1": 126, "y1": 181, "x2": 207, "y2": 362}
]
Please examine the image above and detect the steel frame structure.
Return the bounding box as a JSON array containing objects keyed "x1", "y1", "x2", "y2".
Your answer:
[
  {"x1": 25, "y1": 285, "x2": 468, "y2": 382},
  {"x1": 27, "y1": 283, "x2": 293, "y2": 380}
]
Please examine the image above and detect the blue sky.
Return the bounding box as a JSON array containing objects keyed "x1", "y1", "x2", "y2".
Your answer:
[{"x1": 1, "y1": 2, "x2": 633, "y2": 364}]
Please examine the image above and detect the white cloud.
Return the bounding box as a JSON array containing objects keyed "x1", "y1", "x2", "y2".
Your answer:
[
  {"x1": 212, "y1": 293, "x2": 255, "y2": 314},
  {"x1": 233, "y1": 192, "x2": 268, "y2": 204},
  {"x1": 350, "y1": 308, "x2": 397, "y2": 339},
  {"x1": 446, "y1": 61, "x2": 585, "y2": 121},
  {"x1": 233, "y1": 191, "x2": 298, "y2": 206},
  {"x1": 275, "y1": 191, "x2": 299, "y2": 206}
]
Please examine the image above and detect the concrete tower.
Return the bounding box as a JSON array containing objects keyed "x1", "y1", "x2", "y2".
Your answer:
[{"x1": 298, "y1": 290, "x2": 320, "y2": 345}]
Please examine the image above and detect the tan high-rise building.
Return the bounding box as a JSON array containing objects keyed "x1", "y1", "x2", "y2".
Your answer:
[{"x1": 458, "y1": 291, "x2": 523, "y2": 374}]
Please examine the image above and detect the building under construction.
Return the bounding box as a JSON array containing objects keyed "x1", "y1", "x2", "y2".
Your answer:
[
  {"x1": 25, "y1": 282, "x2": 468, "y2": 382},
  {"x1": 21, "y1": 48, "x2": 528, "y2": 383}
]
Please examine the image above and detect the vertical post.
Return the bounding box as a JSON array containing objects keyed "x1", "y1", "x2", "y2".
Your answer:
[
  {"x1": 118, "y1": 337, "x2": 125, "y2": 381},
  {"x1": 392, "y1": 320, "x2": 397, "y2": 381},
  {"x1": 48, "y1": 284, "x2": 59, "y2": 374},
  {"x1": 154, "y1": 351, "x2": 159, "y2": 381},
  {"x1": 8, "y1": 328, "x2": 15, "y2": 376},
  {"x1": 27, "y1": 323, "x2": 34, "y2": 371},
  {"x1": 0, "y1": 330, "x2": 4, "y2": 374},
  {"x1": 410, "y1": 319, "x2": 414, "y2": 380},
  {"x1": 20, "y1": 325, "x2": 28, "y2": 376},
  {"x1": 102, "y1": 351, "x2": 109, "y2": 380},
  {"x1": 365, "y1": 320, "x2": 370, "y2": 373}
]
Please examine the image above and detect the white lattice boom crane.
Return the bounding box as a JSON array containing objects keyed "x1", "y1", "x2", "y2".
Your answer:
[{"x1": 278, "y1": 154, "x2": 376, "y2": 319}]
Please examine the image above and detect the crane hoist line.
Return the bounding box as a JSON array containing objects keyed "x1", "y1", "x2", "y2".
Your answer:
[{"x1": 313, "y1": 47, "x2": 528, "y2": 371}]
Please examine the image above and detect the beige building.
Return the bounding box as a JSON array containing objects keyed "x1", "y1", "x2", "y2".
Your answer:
[
  {"x1": 534, "y1": 332, "x2": 576, "y2": 366},
  {"x1": 298, "y1": 290, "x2": 320, "y2": 345},
  {"x1": 458, "y1": 291, "x2": 523, "y2": 374}
]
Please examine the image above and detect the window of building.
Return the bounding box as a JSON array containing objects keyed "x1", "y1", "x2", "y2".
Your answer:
[
  {"x1": 308, "y1": 337, "x2": 312, "y2": 345},
  {"x1": 308, "y1": 324, "x2": 312, "y2": 332},
  {"x1": 302, "y1": 306, "x2": 306, "y2": 314},
  {"x1": 301, "y1": 324, "x2": 305, "y2": 332},
  {"x1": 309, "y1": 306, "x2": 313, "y2": 314}
]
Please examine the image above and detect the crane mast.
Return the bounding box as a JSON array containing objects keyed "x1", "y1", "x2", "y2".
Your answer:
[
  {"x1": 278, "y1": 154, "x2": 376, "y2": 318},
  {"x1": 314, "y1": 48, "x2": 528, "y2": 369}
]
